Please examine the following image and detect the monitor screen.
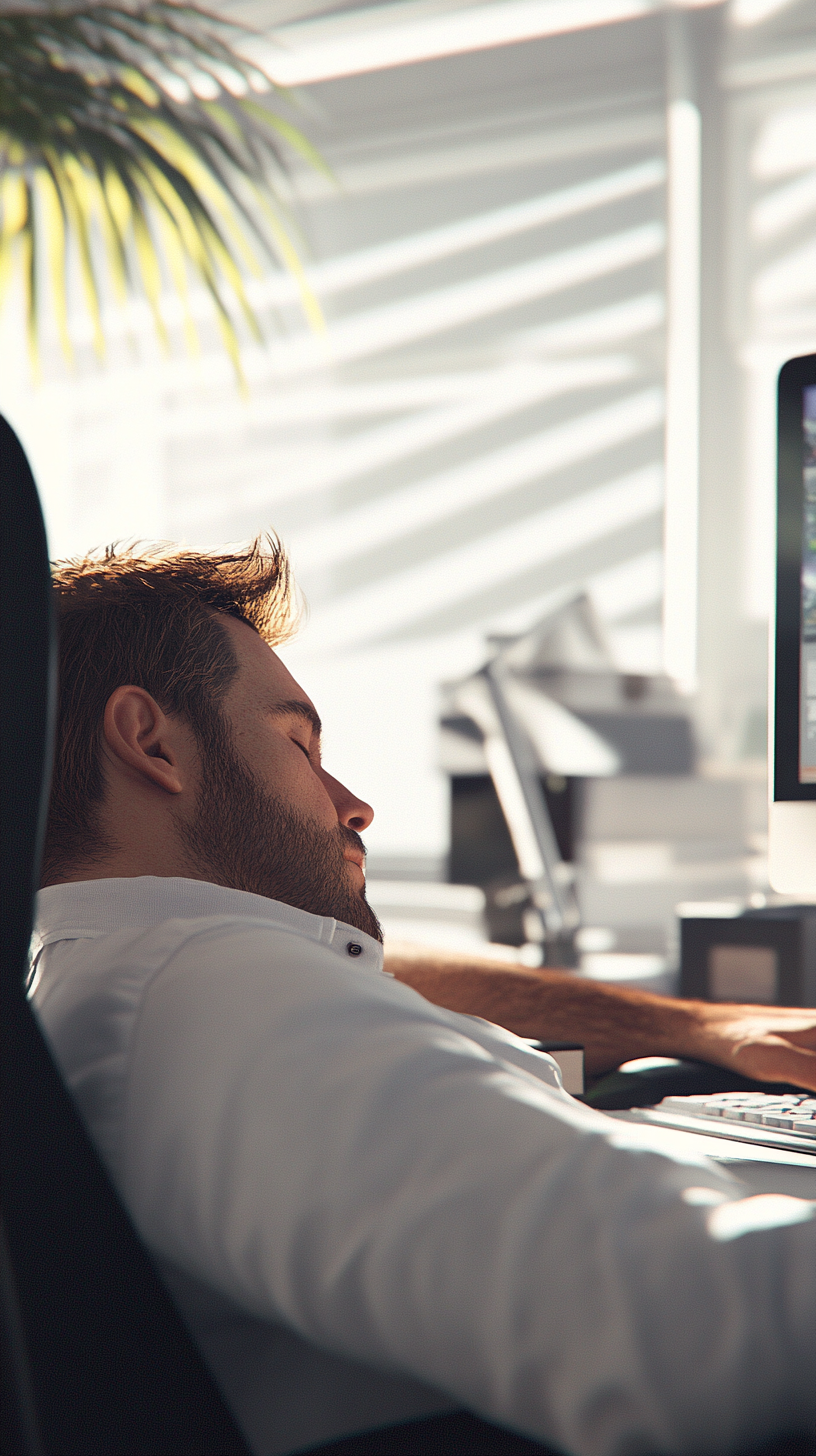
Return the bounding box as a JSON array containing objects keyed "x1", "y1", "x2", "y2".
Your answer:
[
  {"x1": 799, "y1": 382, "x2": 816, "y2": 783},
  {"x1": 773, "y1": 352, "x2": 816, "y2": 805},
  {"x1": 769, "y1": 354, "x2": 816, "y2": 892}
]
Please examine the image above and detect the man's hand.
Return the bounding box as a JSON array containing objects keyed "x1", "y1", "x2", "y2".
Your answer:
[
  {"x1": 385, "y1": 942, "x2": 816, "y2": 1090},
  {"x1": 680, "y1": 1002, "x2": 816, "y2": 1090}
]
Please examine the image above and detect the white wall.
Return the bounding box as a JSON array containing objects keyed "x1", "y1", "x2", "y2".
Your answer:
[{"x1": 3, "y1": 0, "x2": 814, "y2": 862}]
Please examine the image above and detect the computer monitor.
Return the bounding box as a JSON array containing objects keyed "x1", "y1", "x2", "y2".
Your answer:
[{"x1": 769, "y1": 351, "x2": 816, "y2": 893}]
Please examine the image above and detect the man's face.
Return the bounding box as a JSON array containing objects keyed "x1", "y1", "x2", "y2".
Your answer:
[{"x1": 175, "y1": 616, "x2": 382, "y2": 941}]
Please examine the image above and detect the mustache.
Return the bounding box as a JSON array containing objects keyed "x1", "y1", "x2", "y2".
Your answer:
[{"x1": 337, "y1": 825, "x2": 367, "y2": 860}]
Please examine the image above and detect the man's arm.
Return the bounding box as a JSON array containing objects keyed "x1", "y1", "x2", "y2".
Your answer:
[{"x1": 385, "y1": 941, "x2": 816, "y2": 1088}]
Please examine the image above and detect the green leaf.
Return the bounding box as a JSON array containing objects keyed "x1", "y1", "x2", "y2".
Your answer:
[
  {"x1": 241, "y1": 100, "x2": 335, "y2": 183},
  {"x1": 0, "y1": 2, "x2": 328, "y2": 381}
]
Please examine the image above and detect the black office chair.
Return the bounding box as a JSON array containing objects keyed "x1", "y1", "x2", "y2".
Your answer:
[{"x1": 3, "y1": 415, "x2": 810, "y2": 1456}]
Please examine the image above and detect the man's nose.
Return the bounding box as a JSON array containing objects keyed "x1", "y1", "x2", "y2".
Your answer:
[{"x1": 321, "y1": 769, "x2": 374, "y2": 832}]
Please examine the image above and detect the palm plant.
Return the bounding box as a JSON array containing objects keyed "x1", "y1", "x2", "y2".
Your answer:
[{"x1": 0, "y1": 1, "x2": 326, "y2": 377}]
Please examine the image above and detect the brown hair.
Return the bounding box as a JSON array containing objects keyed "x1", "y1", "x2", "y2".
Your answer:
[{"x1": 41, "y1": 536, "x2": 297, "y2": 887}]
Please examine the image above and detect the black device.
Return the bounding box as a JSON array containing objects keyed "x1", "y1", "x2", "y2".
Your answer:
[
  {"x1": 449, "y1": 771, "x2": 577, "y2": 945},
  {"x1": 679, "y1": 904, "x2": 816, "y2": 1006},
  {"x1": 769, "y1": 352, "x2": 816, "y2": 892}
]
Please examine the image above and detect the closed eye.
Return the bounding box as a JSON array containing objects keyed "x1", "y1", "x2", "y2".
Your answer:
[{"x1": 269, "y1": 700, "x2": 323, "y2": 763}]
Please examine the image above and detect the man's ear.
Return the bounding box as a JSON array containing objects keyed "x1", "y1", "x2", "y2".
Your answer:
[{"x1": 102, "y1": 686, "x2": 186, "y2": 795}]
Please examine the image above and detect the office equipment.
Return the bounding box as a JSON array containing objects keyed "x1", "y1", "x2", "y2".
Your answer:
[
  {"x1": 585, "y1": 1053, "x2": 809, "y2": 1108},
  {"x1": 610, "y1": 1094, "x2": 816, "y2": 1213},
  {"x1": 634, "y1": 1091, "x2": 816, "y2": 1155},
  {"x1": 442, "y1": 597, "x2": 697, "y2": 958},
  {"x1": 591, "y1": 1067, "x2": 816, "y2": 1203},
  {"x1": 769, "y1": 352, "x2": 816, "y2": 894},
  {"x1": 450, "y1": 661, "x2": 582, "y2": 962},
  {"x1": 440, "y1": 596, "x2": 756, "y2": 959},
  {"x1": 577, "y1": 774, "x2": 756, "y2": 960},
  {"x1": 679, "y1": 903, "x2": 816, "y2": 1005}
]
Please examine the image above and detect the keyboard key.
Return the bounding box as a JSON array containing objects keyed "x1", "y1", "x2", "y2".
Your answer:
[{"x1": 655, "y1": 1093, "x2": 816, "y2": 1147}]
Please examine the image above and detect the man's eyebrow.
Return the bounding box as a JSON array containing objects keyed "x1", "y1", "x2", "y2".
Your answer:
[{"x1": 268, "y1": 699, "x2": 322, "y2": 741}]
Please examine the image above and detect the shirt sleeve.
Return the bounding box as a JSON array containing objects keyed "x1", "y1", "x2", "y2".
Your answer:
[{"x1": 121, "y1": 922, "x2": 816, "y2": 1456}]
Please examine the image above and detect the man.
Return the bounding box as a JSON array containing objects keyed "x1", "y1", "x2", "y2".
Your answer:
[{"x1": 33, "y1": 539, "x2": 816, "y2": 1456}]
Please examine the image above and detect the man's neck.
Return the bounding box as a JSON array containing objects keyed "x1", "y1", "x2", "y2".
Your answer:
[{"x1": 42, "y1": 850, "x2": 208, "y2": 890}]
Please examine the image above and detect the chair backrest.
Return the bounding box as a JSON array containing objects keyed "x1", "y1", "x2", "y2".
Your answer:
[{"x1": 0, "y1": 415, "x2": 252, "y2": 1456}]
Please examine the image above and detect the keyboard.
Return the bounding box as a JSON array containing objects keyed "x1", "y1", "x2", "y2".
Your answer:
[{"x1": 631, "y1": 1092, "x2": 816, "y2": 1155}]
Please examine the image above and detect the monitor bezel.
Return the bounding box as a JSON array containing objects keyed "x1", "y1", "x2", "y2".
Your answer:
[{"x1": 773, "y1": 351, "x2": 816, "y2": 804}]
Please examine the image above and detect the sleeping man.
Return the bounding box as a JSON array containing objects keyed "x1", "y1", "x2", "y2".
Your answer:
[{"x1": 32, "y1": 538, "x2": 816, "y2": 1456}]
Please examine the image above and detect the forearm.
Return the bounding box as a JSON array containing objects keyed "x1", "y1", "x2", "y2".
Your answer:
[{"x1": 385, "y1": 941, "x2": 700, "y2": 1075}]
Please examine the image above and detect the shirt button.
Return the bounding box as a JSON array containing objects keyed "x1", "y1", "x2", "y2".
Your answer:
[{"x1": 346, "y1": 942, "x2": 363, "y2": 957}]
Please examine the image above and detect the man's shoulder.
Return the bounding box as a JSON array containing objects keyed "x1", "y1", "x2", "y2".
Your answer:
[
  {"x1": 30, "y1": 883, "x2": 385, "y2": 1174},
  {"x1": 32, "y1": 911, "x2": 373, "y2": 1025}
]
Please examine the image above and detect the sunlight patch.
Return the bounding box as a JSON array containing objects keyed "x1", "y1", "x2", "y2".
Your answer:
[{"x1": 707, "y1": 1195, "x2": 815, "y2": 1242}]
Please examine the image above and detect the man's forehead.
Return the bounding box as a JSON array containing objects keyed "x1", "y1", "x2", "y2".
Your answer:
[{"x1": 222, "y1": 614, "x2": 316, "y2": 717}]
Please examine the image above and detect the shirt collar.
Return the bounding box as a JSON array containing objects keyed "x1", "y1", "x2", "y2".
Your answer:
[{"x1": 35, "y1": 875, "x2": 384, "y2": 966}]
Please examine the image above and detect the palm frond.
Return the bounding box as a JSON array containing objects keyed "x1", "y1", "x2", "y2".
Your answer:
[{"x1": 0, "y1": 2, "x2": 325, "y2": 379}]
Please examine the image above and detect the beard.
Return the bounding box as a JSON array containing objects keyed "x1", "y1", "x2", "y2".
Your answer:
[{"x1": 174, "y1": 714, "x2": 383, "y2": 943}]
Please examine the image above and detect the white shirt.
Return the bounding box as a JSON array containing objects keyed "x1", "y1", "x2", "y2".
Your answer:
[{"x1": 32, "y1": 877, "x2": 816, "y2": 1456}]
